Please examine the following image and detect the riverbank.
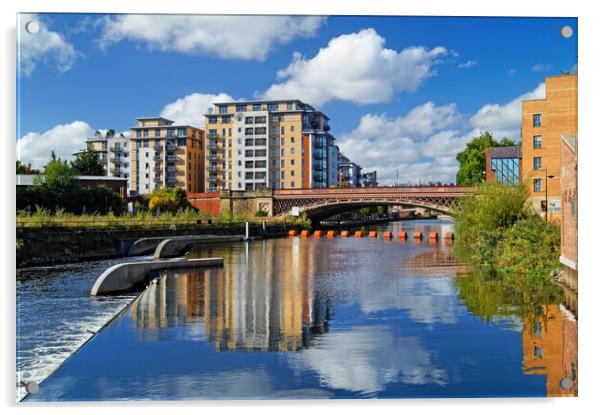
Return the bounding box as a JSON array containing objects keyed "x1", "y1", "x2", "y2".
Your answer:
[{"x1": 16, "y1": 222, "x2": 305, "y2": 268}]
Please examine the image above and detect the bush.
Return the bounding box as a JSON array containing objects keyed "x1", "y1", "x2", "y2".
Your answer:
[
  {"x1": 144, "y1": 187, "x2": 189, "y2": 215},
  {"x1": 254, "y1": 210, "x2": 268, "y2": 217}
]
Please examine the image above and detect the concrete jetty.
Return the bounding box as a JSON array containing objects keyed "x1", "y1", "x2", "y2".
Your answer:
[
  {"x1": 128, "y1": 234, "x2": 245, "y2": 257},
  {"x1": 153, "y1": 235, "x2": 244, "y2": 259},
  {"x1": 90, "y1": 257, "x2": 223, "y2": 296}
]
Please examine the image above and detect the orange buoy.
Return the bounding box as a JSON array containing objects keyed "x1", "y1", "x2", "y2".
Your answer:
[
  {"x1": 413, "y1": 231, "x2": 423, "y2": 239},
  {"x1": 327, "y1": 230, "x2": 336, "y2": 238},
  {"x1": 341, "y1": 230, "x2": 350, "y2": 237},
  {"x1": 445, "y1": 232, "x2": 455, "y2": 240},
  {"x1": 398, "y1": 231, "x2": 408, "y2": 240},
  {"x1": 301, "y1": 230, "x2": 310, "y2": 237},
  {"x1": 288, "y1": 230, "x2": 297, "y2": 237},
  {"x1": 428, "y1": 231, "x2": 439, "y2": 240},
  {"x1": 314, "y1": 230, "x2": 323, "y2": 238},
  {"x1": 383, "y1": 231, "x2": 393, "y2": 239},
  {"x1": 369, "y1": 231, "x2": 378, "y2": 238},
  {"x1": 355, "y1": 231, "x2": 364, "y2": 237}
]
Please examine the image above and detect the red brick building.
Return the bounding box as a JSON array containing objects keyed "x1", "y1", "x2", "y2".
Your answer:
[{"x1": 559, "y1": 134, "x2": 577, "y2": 292}]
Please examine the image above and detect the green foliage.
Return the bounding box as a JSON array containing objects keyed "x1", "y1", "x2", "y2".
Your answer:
[
  {"x1": 455, "y1": 132, "x2": 515, "y2": 185},
  {"x1": 255, "y1": 210, "x2": 269, "y2": 217},
  {"x1": 453, "y1": 181, "x2": 561, "y2": 298},
  {"x1": 70, "y1": 148, "x2": 105, "y2": 176},
  {"x1": 16, "y1": 161, "x2": 40, "y2": 174},
  {"x1": 145, "y1": 187, "x2": 189, "y2": 215}
]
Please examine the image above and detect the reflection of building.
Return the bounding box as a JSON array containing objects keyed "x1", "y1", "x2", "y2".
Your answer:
[
  {"x1": 485, "y1": 146, "x2": 522, "y2": 185},
  {"x1": 130, "y1": 241, "x2": 331, "y2": 352},
  {"x1": 521, "y1": 74, "x2": 577, "y2": 220},
  {"x1": 522, "y1": 305, "x2": 578, "y2": 397},
  {"x1": 559, "y1": 134, "x2": 577, "y2": 297}
]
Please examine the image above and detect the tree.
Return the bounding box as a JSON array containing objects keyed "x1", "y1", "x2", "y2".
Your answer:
[
  {"x1": 145, "y1": 187, "x2": 190, "y2": 214},
  {"x1": 71, "y1": 148, "x2": 105, "y2": 176},
  {"x1": 16, "y1": 161, "x2": 40, "y2": 174},
  {"x1": 106, "y1": 129, "x2": 115, "y2": 138},
  {"x1": 455, "y1": 132, "x2": 515, "y2": 185}
]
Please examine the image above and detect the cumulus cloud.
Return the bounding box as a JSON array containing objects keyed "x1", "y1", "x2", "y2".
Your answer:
[
  {"x1": 18, "y1": 14, "x2": 79, "y2": 76},
  {"x1": 338, "y1": 82, "x2": 546, "y2": 184},
  {"x1": 98, "y1": 15, "x2": 326, "y2": 60},
  {"x1": 17, "y1": 121, "x2": 94, "y2": 169},
  {"x1": 469, "y1": 82, "x2": 545, "y2": 139},
  {"x1": 458, "y1": 60, "x2": 476, "y2": 69},
  {"x1": 260, "y1": 28, "x2": 447, "y2": 106},
  {"x1": 337, "y1": 102, "x2": 467, "y2": 184},
  {"x1": 160, "y1": 92, "x2": 235, "y2": 128}
]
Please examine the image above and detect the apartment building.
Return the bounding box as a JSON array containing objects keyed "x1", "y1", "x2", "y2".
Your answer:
[
  {"x1": 521, "y1": 74, "x2": 577, "y2": 220},
  {"x1": 560, "y1": 134, "x2": 577, "y2": 292},
  {"x1": 129, "y1": 117, "x2": 204, "y2": 195},
  {"x1": 360, "y1": 171, "x2": 378, "y2": 187},
  {"x1": 74, "y1": 132, "x2": 132, "y2": 194},
  {"x1": 338, "y1": 153, "x2": 362, "y2": 187},
  {"x1": 204, "y1": 100, "x2": 336, "y2": 191}
]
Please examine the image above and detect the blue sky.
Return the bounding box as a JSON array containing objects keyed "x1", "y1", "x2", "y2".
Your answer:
[{"x1": 16, "y1": 14, "x2": 577, "y2": 183}]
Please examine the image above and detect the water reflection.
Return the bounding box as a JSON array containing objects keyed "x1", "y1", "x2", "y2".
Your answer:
[{"x1": 25, "y1": 220, "x2": 577, "y2": 400}]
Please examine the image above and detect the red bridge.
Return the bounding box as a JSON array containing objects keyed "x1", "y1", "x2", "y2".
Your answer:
[
  {"x1": 272, "y1": 186, "x2": 472, "y2": 219},
  {"x1": 188, "y1": 186, "x2": 473, "y2": 220}
]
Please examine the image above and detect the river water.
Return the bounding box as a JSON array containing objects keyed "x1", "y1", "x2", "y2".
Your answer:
[{"x1": 19, "y1": 220, "x2": 578, "y2": 401}]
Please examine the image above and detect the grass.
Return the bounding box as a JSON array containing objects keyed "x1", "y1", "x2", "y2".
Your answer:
[{"x1": 16, "y1": 206, "x2": 310, "y2": 230}]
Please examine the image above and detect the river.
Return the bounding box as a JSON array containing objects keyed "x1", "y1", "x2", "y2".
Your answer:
[{"x1": 18, "y1": 220, "x2": 577, "y2": 401}]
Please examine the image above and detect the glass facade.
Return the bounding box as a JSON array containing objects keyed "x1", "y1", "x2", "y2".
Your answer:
[{"x1": 490, "y1": 156, "x2": 520, "y2": 185}]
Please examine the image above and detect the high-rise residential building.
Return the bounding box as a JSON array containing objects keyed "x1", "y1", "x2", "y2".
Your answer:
[
  {"x1": 204, "y1": 100, "x2": 336, "y2": 191},
  {"x1": 485, "y1": 145, "x2": 522, "y2": 186},
  {"x1": 129, "y1": 117, "x2": 204, "y2": 195},
  {"x1": 338, "y1": 153, "x2": 362, "y2": 187},
  {"x1": 73, "y1": 132, "x2": 133, "y2": 194},
  {"x1": 521, "y1": 74, "x2": 577, "y2": 220}
]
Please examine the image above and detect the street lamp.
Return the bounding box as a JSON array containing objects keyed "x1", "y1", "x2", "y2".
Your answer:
[{"x1": 543, "y1": 168, "x2": 557, "y2": 222}]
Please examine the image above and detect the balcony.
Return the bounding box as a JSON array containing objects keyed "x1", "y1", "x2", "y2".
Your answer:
[
  {"x1": 109, "y1": 157, "x2": 121, "y2": 163},
  {"x1": 153, "y1": 177, "x2": 162, "y2": 184},
  {"x1": 153, "y1": 144, "x2": 163, "y2": 151},
  {"x1": 166, "y1": 143, "x2": 177, "y2": 151},
  {"x1": 166, "y1": 154, "x2": 177, "y2": 162},
  {"x1": 109, "y1": 168, "x2": 120, "y2": 175},
  {"x1": 154, "y1": 165, "x2": 162, "y2": 172},
  {"x1": 109, "y1": 146, "x2": 122, "y2": 153},
  {"x1": 154, "y1": 154, "x2": 162, "y2": 161},
  {"x1": 167, "y1": 166, "x2": 177, "y2": 173}
]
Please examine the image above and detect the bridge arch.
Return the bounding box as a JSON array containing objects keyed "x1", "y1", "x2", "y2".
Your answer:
[{"x1": 294, "y1": 198, "x2": 454, "y2": 222}]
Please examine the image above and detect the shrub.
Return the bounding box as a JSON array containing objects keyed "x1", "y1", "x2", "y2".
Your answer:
[{"x1": 254, "y1": 210, "x2": 268, "y2": 217}]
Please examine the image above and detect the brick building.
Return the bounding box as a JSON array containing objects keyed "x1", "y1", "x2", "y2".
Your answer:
[{"x1": 560, "y1": 134, "x2": 577, "y2": 292}]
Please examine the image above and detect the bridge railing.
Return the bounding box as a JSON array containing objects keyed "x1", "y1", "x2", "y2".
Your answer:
[{"x1": 274, "y1": 186, "x2": 473, "y2": 196}]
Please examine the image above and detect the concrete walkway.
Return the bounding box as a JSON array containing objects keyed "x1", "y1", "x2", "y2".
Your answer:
[
  {"x1": 90, "y1": 257, "x2": 223, "y2": 296},
  {"x1": 128, "y1": 234, "x2": 244, "y2": 257},
  {"x1": 153, "y1": 235, "x2": 244, "y2": 259}
]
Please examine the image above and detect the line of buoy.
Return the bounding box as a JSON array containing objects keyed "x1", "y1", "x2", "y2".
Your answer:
[
  {"x1": 413, "y1": 231, "x2": 423, "y2": 240},
  {"x1": 383, "y1": 231, "x2": 393, "y2": 239},
  {"x1": 369, "y1": 231, "x2": 378, "y2": 238},
  {"x1": 314, "y1": 230, "x2": 323, "y2": 238},
  {"x1": 288, "y1": 230, "x2": 297, "y2": 237},
  {"x1": 327, "y1": 230, "x2": 336, "y2": 238},
  {"x1": 399, "y1": 231, "x2": 408, "y2": 240},
  {"x1": 355, "y1": 231, "x2": 364, "y2": 238},
  {"x1": 301, "y1": 230, "x2": 310, "y2": 237},
  {"x1": 287, "y1": 230, "x2": 454, "y2": 242},
  {"x1": 341, "y1": 230, "x2": 350, "y2": 237}
]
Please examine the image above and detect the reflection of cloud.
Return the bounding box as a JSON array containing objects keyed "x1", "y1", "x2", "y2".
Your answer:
[
  {"x1": 357, "y1": 276, "x2": 460, "y2": 324},
  {"x1": 291, "y1": 325, "x2": 447, "y2": 394}
]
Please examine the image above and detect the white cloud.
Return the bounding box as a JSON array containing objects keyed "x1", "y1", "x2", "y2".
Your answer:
[
  {"x1": 531, "y1": 63, "x2": 553, "y2": 72},
  {"x1": 338, "y1": 83, "x2": 546, "y2": 184},
  {"x1": 507, "y1": 68, "x2": 517, "y2": 76},
  {"x1": 160, "y1": 92, "x2": 235, "y2": 128},
  {"x1": 99, "y1": 15, "x2": 326, "y2": 60},
  {"x1": 18, "y1": 14, "x2": 79, "y2": 76},
  {"x1": 337, "y1": 102, "x2": 466, "y2": 184},
  {"x1": 17, "y1": 121, "x2": 94, "y2": 169},
  {"x1": 458, "y1": 60, "x2": 476, "y2": 69},
  {"x1": 290, "y1": 326, "x2": 447, "y2": 394},
  {"x1": 260, "y1": 28, "x2": 447, "y2": 106},
  {"x1": 470, "y1": 82, "x2": 545, "y2": 139}
]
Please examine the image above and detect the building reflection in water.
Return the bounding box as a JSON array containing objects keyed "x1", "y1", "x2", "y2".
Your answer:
[
  {"x1": 522, "y1": 304, "x2": 578, "y2": 397},
  {"x1": 130, "y1": 238, "x2": 331, "y2": 352}
]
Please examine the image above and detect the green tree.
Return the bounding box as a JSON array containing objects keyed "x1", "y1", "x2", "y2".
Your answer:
[
  {"x1": 106, "y1": 129, "x2": 115, "y2": 138},
  {"x1": 455, "y1": 132, "x2": 515, "y2": 185},
  {"x1": 16, "y1": 161, "x2": 40, "y2": 174},
  {"x1": 145, "y1": 187, "x2": 190, "y2": 214},
  {"x1": 71, "y1": 148, "x2": 105, "y2": 176}
]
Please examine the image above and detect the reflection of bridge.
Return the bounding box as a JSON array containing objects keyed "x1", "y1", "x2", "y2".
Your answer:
[
  {"x1": 187, "y1": 186, "x2": 473, "y2": 220},
  {"x1": 273, "y1": 186, "x2": 472, "y2": 220}
]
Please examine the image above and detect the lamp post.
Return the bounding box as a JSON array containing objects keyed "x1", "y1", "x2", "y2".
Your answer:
[{"x1": 544, "y1": 168, "x2": 557, "y2": 222}]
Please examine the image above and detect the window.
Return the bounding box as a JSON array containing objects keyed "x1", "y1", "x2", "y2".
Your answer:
[
  {"x1": 533, "y1": 178, "x2": 542, "y2": 192},
  {"x1": 255, "y1": 127, "x2": 266, "y2": 135},
  {"x1": 135, "y1": 130, "x2": 141, "y2": 138},
  {"x1": 533, "y1": 135, "x2": 542, "y2": 149},
  {"x1": 267, "y1": 103, "x2": 278, "y2": 111},
  {"x1": 533, "y1": 113, "x2": 542, "y2": 127},
  {"x1": 291, "y1": 137, "x2": 295, "y2": 143},
  {"x1": 228, "y1": 128, "x2": 232, "y2": 137},
  {"x1": 287, "y1": 102, "x2": 293, "y2": 111},
  {"x1": 253, "y1": 104, "x2": 261, "y2": 111},
  {"x1": 245, "y1": 150, "x2": 254, "y2": 157},
  {"x1": 272, "y1": 115, "x2": 281, "y2": 122},
  {"x1": 290, "y1": 181, "x2": 295, "y2": 187},
  {"x1": 290, "y1": 125, "x2": 295, "y2": 132},
  {"x1": 178, "y1": 138, "x2": 186, "y2": 146},
  {"x1": 208, "y1": 129, "x2": 217, "y2": 138},
  {"x1": 291, "y1": 159, "x2": 295, "y2": 165},
  {"x1": 177, "y1": 128, "x2": 186, "y2": 136},
  {"x1": 245, "y1": 139, "x2": 254, "y2": 146},
  {"x1": 534, "y1": 347, "x2": 543, "y2": 359},
  {"x1": 245, "y1": 127, "x2": 254, "y2": 135},
  {"x1": 255, "y1": 116, "x2": 266, "y2": 124},
  {"x1": 291, "y1": 170, "x2": 295, "y2": 177},
  {"x1": 291, "y1": 148, "x2": 295, "y2": 154},
  {"x1": 571, "y1": 200, "x2": 577, "y2": 217},
  {"x1": 245, "y1": 172, "x2": 254, "y2": 179},
  {"x1": 236, "y1": 104, "x2": 247, "y2": 112},
  {"x1": 245, "y1": 161, "x2": 254, "y2": 168},
  {"x1": 218, "y1": 105, "x2": 228, "y2": 114},
  {"x1": 155, "y1": 128, "x2": 161, "y2": 137},
  {"x1": 167, "y1": 128, "x2": 174, "y2": 137},
  {"x1": 208, "y1": 116, "x2": 217, "y2": 124},
  {"x1": 533, "y1": 157, "x2": 542, "y2": 170},
  {"x1": 245, "y1": 116, "x2": 254, "y2": 124}
]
